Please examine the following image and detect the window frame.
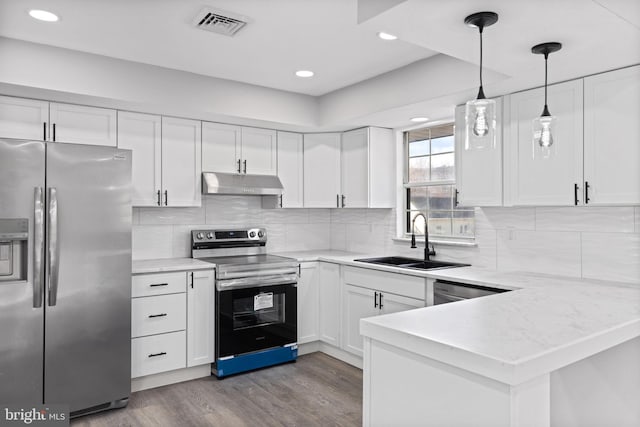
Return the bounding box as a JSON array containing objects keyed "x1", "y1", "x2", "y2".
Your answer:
[{"x1": 402, "y1": 123, "x2": 475, "y2": 243}]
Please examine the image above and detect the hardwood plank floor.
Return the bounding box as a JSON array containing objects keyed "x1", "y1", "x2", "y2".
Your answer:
[{"x1": 71, "y1": 353, "x2": 363, "y2": 427}]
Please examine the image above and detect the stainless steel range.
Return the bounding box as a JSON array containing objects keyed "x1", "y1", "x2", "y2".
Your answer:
[{"x1": 191, "y1": 227, "x2": 298, "y2": 378}]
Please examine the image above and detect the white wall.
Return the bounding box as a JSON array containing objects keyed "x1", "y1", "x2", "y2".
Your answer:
[{"x1": 0, "y1": 37, "x2": 319, "y2": 130}]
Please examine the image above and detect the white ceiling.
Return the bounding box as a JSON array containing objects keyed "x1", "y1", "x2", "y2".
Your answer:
[
  {"x1": 0, "y1": 0, "x2": 435, "y2": 96},
  {"x1": 0, "y1": 0, "x2": 638, "y2": 129}
]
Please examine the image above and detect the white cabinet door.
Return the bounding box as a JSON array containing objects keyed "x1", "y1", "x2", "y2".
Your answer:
[
  {"x1": 297, "y1": 262, "x2": 319, "y2": 344},
  {"x1": 277, "y1": 131, "x2": 304, "y2": 208},
  {"x1": 380, "y1": 292, "x2": 424, "y2": 315},
  {"x1": 202, "y1": 122, "x2": 241, "y2": 174},
  {"x1": 0, "y1": 96, "x2": 48, "y2": 140},
  {"x1": 318, "y1": 262, "x2": 341, "y2": 347},
  {"x1": 241, "y1": 127, "x2": 277, "y2": 175},
  {"x1": 341, "y1": 128, "x2": 369, "y2": 208},
  {"x1": 117, "y1": 111, "x2": 162, "y2": 206},
  {"x1": 304, "y1": 133, "x2": 341, "y2": 208},
  {"x1": 368, "y1": 127, "x2": 396, "y2": 208},
  {"x1": 49, "y1": 102, "x2": 116, "y2": 146},
  {"x1": 507, "y1": 80, "x2": 584, "y2": 206},
  {"x1": 187, "y1": 270, "x2": 215, "y2": 367},
  {"x1": 161, "y1": 117, "x2": 201, "y2": 207},
  {"x1": 455, "y1": 101, "x2": 503, "y2": 206},
  {"x1": 342, "y1": 285, "x2": 379, "y2": 357},
  {"x1": 583, "y1": 66, "x2": 640, "y2": 205}
]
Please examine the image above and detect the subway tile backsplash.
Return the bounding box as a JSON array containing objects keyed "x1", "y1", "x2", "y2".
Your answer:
[{"x1": 132, "y1": 197, "x2": 639, "y2": 284}]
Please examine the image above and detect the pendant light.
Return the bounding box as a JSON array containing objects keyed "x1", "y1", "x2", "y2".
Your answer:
[
  {"x1": 464, "y1": 11, "x2": 499, "y2": 151},
  {"x1": 531, "y1": 42, "x2": 562, "y2": 159}
]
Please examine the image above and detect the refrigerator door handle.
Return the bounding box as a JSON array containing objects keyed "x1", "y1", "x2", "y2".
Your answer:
[
  {"x1": 47, "y1": 187, "x2": 60, "y2": 307},
  {"x1": 33, "y1": 187, "x2": 44, "y2": 308}
]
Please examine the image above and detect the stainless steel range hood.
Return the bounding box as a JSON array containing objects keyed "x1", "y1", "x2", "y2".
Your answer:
[{"x1": 202, "y1": 172, "x2": 283, "y2": 196}]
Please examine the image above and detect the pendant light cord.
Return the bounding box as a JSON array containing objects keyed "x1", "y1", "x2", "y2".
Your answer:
[
  {"x1": 544, "y1": 53, "x2": 548, "y2": 108},
  {"x1": 479, "y1": 28, "x2": 484, "y2": 88}
]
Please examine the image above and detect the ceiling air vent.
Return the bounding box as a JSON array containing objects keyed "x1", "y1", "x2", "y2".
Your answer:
[{"x1": 192, "y1": 7, "x2": 249, "y2": 37}]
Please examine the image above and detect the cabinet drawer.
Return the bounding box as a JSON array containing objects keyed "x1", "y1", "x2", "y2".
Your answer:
[
  {"x1": 131, "y1": 331, "x2": 186, "y2": 378},
  {"x1": 132, "y1": 293, "x2": 186, "y2": 338},
  {"x1": 343, "y1": 266, "x2": 425, "y2": 300},
  {"x1": 132, "y1": 272, "x2": 186, "y2": 297}
]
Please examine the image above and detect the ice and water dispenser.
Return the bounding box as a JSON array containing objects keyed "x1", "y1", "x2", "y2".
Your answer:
[{"x1": 0, "y1": 218, "x2": 28, "y2": 282}]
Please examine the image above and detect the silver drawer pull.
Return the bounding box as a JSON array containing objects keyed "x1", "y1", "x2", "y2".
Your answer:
[
  {"x1": 148, "y1": 313, "x2": 167, "y2": 318},
  {"x1": 148, "y1": 352, "x2": 167, "y2": 358},
  {"x1": 149, "y1": 283, "x2": 168, "y2": 287}
]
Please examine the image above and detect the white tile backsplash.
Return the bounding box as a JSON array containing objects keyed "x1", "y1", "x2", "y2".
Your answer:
[
  {"x1": 132, "y1": 199, "x2": 638, "y2": 285},
  {"x1": 536, "y1": 207, "x2": 635, "y2": 233},
  {"x1": 132, "y1": 225, "x2": 173, "y2": 260},
  {"x1": 496, "y1": 230, "x2": 582, "y2": 278},
  {"x1": 582, "y1": 232, "x2": 640, "y2": 283}
]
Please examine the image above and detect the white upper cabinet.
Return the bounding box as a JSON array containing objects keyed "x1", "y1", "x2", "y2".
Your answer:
[
  {"x1": 241, "y1": 127, "x2": 277, "y2": 175},
  {"x1": 202, "y1": 122, "x2": 276, "y2": 175},
  {"x1": 341, "y1": 128, "x2": 369, "y2": 208},
  {"x1": 117, "y1": 111, "x2": 162, "y2": 206},
  {"x1": 583, "y1": 65, "x2": 640, "y2": 205},
  {"x1": 276, "y1": 131, "x2": 304, "y2": 208},
  {"x1": 202, "y1": 122, "x2": 241, "y2": 174},
  {"x1": 161, "y1": 117, "x2": 201, "y2": 207},
  {"x1": 454, "y1": 100, "x2": 503, "y2": 206},
  {"x1": 506, "y1": 79, "x2": 584, "y2": 206},
  {"x1": 304, "y1": 133, "x2": 342, "y2": 208},
  {"x1": 0, "y1": 95, "x2": 49, "y2": 140},
  {"x1": 303, "y1": 128, "x2": 395, "y2": 209},
  {"x1": 49, "y1": 102, "x2": 117, "y2": 146}
]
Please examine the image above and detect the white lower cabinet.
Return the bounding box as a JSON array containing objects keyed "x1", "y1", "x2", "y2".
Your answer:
[
  {"x1": 318, "y1": 262, "x2": 341, "y2": 347},
  {"x1": 187, "y1": 270, "x2": 215, "y2": 367},
  {"x1": 297, "y1": 262, "x2": 319, "y2": 344},
  {"x1": 343, "y1": 285, "x2": 380, "y2": 357},
  {"x1": 131, "y1": 268, "x2": 215, "y2": 378},
  {"x1": 131, "y1": 331, "x2": 186, "y2": 378},
  {"x1": 341, "y1": 266, "x2": 425, "y2": 357}
]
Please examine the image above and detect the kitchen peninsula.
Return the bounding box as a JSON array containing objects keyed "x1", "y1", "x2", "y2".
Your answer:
[{"x1": 360, "y1": 268, "x2": 640, "y2": 427}]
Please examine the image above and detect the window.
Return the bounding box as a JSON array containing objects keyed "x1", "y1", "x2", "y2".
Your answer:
[{"x1": 404, "y1": 123, "x2": 474, "y2": 241}]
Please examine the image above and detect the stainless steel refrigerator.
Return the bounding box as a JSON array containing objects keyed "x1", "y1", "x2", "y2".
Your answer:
[{"x1": 0, "y1": 138, "x2": 132, "y2": 416}]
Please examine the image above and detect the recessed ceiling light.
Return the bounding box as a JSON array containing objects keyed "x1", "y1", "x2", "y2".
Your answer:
[
  {"x1": 295, "y1": 70, "x2": 314, "y2": 78},
  {"x1": 377, "y1": 32, "x2": 398, "y2": 41},
  {"x1": 410, "y1": 117, "x2": 429, "y2": 123},
  {"x1": 29, "y1": 9, "x2": 59, "y2": 22}
]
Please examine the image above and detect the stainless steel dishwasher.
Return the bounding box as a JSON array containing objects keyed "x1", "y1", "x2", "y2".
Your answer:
[{"x1": 433, "y1": 280, "x2": 510, "y2": 305}]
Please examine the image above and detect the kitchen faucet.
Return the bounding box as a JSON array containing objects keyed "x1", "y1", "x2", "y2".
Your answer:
[{"x1": 410, "y1": 213, "x2": 436, "y2": 261}]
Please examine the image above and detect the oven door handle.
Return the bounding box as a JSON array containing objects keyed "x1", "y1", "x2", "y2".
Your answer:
[{"x1": 216, "y1": 273, "x2": 298, "y2": 291}]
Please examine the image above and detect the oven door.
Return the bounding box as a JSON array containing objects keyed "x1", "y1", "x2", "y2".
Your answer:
[{"x1": 217, "y1": 282, "x2": 297, "y2": 358}]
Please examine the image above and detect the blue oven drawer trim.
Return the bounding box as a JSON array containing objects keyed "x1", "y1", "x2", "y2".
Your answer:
[{"x1": 214, "y1": 345, "x2": 298, "y2": 378}]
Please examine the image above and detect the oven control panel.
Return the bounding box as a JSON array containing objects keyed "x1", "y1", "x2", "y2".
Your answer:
[{"x1": 191, "y1": 227, "x2": 267, "y2": 247}]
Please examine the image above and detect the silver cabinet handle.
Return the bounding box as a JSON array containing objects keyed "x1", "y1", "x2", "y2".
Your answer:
[
  {"x1": 47, "y1": 188, "x2": 60, "y2": 307},
  {"x1": 33, "y1": 187, "x2": 44, "y2": 308},
  {"x1": 164, "y1": 190, "x2": 168, "y2": 206},
  {"x1": 341, "y1": 194, "x2": 346, "y2": 208},
  {"x1": 279, "y1": 194, "x2": 283, "y2": 208},
  {"x1": 148, "y1": 313, "x2": 167, "y2": 318},
  {"x1": 243, "y1": 159, "x2": 247, "y2": 174},
  {"x1": 237, "y1": 159, "x2": 241, "y2": 173},
  {"x1": 336, "y1": 194, "x2": 339, "y2": 208},
  {"x1": 157, "y1": 190, "x2": 161, "y2": 206}
]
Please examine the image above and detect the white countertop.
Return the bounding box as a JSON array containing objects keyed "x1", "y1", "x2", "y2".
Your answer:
[
  {"x1": 132, "y1": 258, "x2": 214, "y2": 274},
  {"x1": 133, "y1": 251, "x2": 640, "y2": 386},
  {"x1": 278, "y1": 250, "x2": 640, "y2": 386}
]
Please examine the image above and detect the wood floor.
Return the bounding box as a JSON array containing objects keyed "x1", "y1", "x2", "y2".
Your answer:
[{"x1": 71, "y1": 353, "x2": 363, "y2": 427}]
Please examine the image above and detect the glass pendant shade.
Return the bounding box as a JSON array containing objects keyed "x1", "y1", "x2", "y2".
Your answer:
[
  {"x1": 465, "y1": 97, "x2": 496, "y2": 150},
  {"x1": 532, "y1": 114, "x2": 557, "y2": 159}
]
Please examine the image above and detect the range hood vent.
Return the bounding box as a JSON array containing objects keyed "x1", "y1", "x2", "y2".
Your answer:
[
  {"x1": 202, "y1": 172, "x2": 283, "y2": 196},
  {"x1": 192, "y1": 7, "x2": 249, "y2": 37}
]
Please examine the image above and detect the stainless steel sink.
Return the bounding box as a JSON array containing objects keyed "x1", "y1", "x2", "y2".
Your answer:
[{"x1": 354, "y1": 256, "x2": 470, "y2": 270}]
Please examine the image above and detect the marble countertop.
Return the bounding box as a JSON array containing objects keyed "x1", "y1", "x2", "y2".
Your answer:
[
  {"x1": 132, "y1": 258, "x2": 214, "y2": 274},
  {"x1": 132, "y1": 251, "x2": 640, "y2": 386},
  {"x1": 276, "y1": 249, "x2": 640, "y2": 386}
]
